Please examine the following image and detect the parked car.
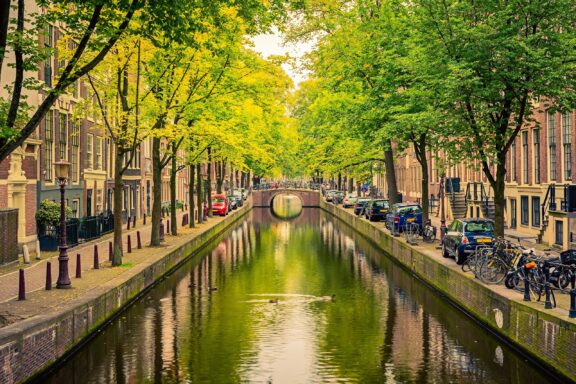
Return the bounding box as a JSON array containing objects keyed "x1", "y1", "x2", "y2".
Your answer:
[
  {"x1": 333, "y1": 191, "x2": 345, "y2": 204},
  {"x1": 354, "y1": 198, "x2": 371, "y2": 216},
  {"x1": 343, "y1": 194, "x2": 358, "y2": 208},
  {"x1": 233, "y1": 191, "x2": 244, "y2": 207},
  {"x1": 364, "y1": 199, "x2": 389, "y2": 221},
  {"x1": 212, "y1": 194, "x2": 229, "y2": 216},
  {"x1": 326, "y1": 190, "x2": 337, "y2": 202},
  {"x1": 442, "y1": 218, "x2": 494, "y2": 265},
  {"x1": 385, "y1": 203, "x2": 423, "y2": 233},
  {"x1": 228, "y1": 195, "x2": 238, "y2": 210}
]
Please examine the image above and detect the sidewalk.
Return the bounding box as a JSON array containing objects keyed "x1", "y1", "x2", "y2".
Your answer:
[
  {"x1": 0, "y1": 209, "x2": 194, "y2": 305},
  {"x1": 428, "y1": 214, "x2": 560, "y2": 257}
]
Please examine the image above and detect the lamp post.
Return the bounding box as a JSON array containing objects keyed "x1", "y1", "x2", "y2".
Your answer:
[
  {"x1": 202, "y1": 168, "x2": 208, "y2": 221},
  {"x1": 54, "y1": 161, "x2": 71, "y2": 289}
]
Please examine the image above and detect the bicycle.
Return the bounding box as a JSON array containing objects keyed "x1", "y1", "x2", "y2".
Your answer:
[
  {"x1": 421, "y1": 221, "x2": 436, "y2": 243},
  {"x1": 404, "y1": 222, "x2": 420, "y2": 244}
]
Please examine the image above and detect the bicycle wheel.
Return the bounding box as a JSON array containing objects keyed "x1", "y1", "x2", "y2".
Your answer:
[{"x1": 479, "y1": 258, "x2": 508, "y2": 284}]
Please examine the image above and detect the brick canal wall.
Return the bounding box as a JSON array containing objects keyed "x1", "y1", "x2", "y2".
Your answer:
[
  {"x1": 0, "y1": 204, "x2": 251, "y2": 384},
  {"x1": 252, "y1": 189, "x2": 320, "y2": 208},
  {"x1": 322, "y1": 201, "x2": 576, "y2": 381}
]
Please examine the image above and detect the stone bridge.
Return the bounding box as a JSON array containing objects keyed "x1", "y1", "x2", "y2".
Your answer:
[{"x1": 252, "y1": 189, "x2": 321, "y2": 208}]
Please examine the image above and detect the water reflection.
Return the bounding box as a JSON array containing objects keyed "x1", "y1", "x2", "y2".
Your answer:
[
  {"x1": 271, "y1": 194, "x2": 303, "y2": 220},
  {"x1": 41, "y1": 210, "x2": 558, "y2": 384}
]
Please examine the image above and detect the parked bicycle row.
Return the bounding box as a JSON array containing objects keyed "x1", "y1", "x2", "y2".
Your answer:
[{"x1": 332, "y1": 191, "x2": 576, "y2": 317}]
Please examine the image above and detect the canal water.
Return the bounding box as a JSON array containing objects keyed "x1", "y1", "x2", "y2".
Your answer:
[{"x1": 43, "y1": 205, "x2": 558, "y2": 383}]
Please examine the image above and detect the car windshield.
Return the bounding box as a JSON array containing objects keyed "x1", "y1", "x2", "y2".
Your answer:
[
  {"x1": 214, "y1": 198, "x2": 225, "y2": 203},
  {"x1": 373, "y1": 201, "x2": 388, "y2": 208},
  {"x1": 398, "y1": 206, "x2": 421, "y2": 215},
  {"x1": 358, "y1": 199, "x2": 370, "y2": 205},
  {"x1": 465, "y1": 221, "x2": 494, "y2": 233}
]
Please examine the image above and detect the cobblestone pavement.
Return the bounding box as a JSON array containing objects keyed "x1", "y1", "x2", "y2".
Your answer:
[{"x1": 0, "y1": 210, "x2": 195, "y2": 304}]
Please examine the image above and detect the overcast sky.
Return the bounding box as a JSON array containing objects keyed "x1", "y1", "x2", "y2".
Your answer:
[{"x1": 251, "y1": 29, "x2": 312, "y2": 87}]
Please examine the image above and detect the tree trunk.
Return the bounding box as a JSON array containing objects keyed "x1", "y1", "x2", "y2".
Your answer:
[
  {"x1": 0, "y1": 0, "x2": 11, "y2": 82},
  {"x1": 150, "y1": 137, "x2": 161, "y2": 246},
  {"x1": 230, "y1": 164, "x2": 234, "y2": 195},
  {"x1": 414, "y1": 135, "x2": 429, "y2": 225},
  {"x1": 196, "y1": 163, "x2": 202, "y2": 224},
  {"x1": 112, "y1": 147, "x2": 124, "y2": 266},
  {"x1": 215, "y1": 161, "x2": 222, "y2": 194},
  {"x1": 207, "y1": 147, "x2": 213, "y2": 216},
  {"x1": 170, "y1": 143, "x2": 177, "y2": 236},
  {"x1": 337, "y1": 172, "x2": 342, "y2": 191},
  {"x1": 189, "y1": 163, "x2": 195, "y2": 228},
  {"x1": 492, "y1": 161, "x2": 506, "y2": 237},
  {"x1": 384, "y1": 139, "x2": 399, "y2": 206},
  {"x1": 348, "y1": 177, "x2": 354, "y2": 194},
  {"x1": 357, "y1": 181, "x2": 361, "y2": 197}
]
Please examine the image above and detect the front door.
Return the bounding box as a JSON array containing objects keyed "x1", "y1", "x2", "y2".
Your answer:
[
  {"x1": 87, "y1": 189, "x2": 92, "y2": 217},
  {"x1": 510, "y1": 199, "x2": 517, "y2": 229}
]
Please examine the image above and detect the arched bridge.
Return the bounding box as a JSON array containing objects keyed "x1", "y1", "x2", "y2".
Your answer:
[{"x1": 252, "y1": 189, "x2": 321, "y2": 208}]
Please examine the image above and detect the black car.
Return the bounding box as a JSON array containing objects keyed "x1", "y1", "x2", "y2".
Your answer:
[
  {"x1": 442, "y1": 218, "x2": 494, "y2": 264},
  {"x1": 364, "y1": 199, "x2": 389, "y2": 221},
  {"x1": 354, "y1": 198, "x2": 370, "y2": 216}
]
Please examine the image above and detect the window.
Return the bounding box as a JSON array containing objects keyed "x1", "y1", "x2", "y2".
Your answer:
[
  {"x1": 532, "y1": 197, "x2": 541, "y2": 227},
  {"x1": 464, "y1": 221, "x2": 494, "y2": 233},
  {"x1": 510, "y1": 138, "x2": 516, "y2": 181},
  {"x1": 44, "y1": 111, "x2": 53, "y2": 181},
  {"x1": 521, "y1": 196, "x2": 529, "y2": 225},
  {"x1": 96, "y1": 137, "x2": 102, "y2": 170},
  {"x1": 58, "y1": 113, "x2": 67, "y2": 161},
  {"x1": 522, "y1": 131, "x2": 528, "y2": 183},
  {"x1": 556, "y1": 220, "x2": 564, "y2": 246},
  {"x1": 72, "y1": 199, "x2": 79, "y2": 218},
  {"x1": 548, "y1": 111, "x2": 557, "y2": 181},
  {"x1": 86, "y1": 134, "x2": 93, "y2": 169},
  {"x1": 562, "y1": 112, "x2": 572, "y2": 180},
  {"x1": 71, "y1": 120, "x2": 79, "y2": 182},
  {"x1": 44, "y1": 25, "x2": 53, "y2": 87},
  {"x1": 533, "y1": 129, "x2": 540, "y2": 184}
]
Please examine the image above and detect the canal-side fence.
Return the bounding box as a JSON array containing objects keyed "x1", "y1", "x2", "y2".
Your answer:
[{"x1": 38, "y1": 214, "x2": 115, "y2": 251}]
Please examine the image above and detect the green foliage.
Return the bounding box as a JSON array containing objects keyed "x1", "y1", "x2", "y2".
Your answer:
[{"x1": 35, "y1": 199, "x2": 72, "y2": 226}]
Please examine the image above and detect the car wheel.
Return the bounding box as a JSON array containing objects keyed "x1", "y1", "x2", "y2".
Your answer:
[
  {"x1": 455, "y1": 248, "x2": 466, "y2": 265},
  {"x1": 442, "y1": 243, "x2": 450, "y2": 258}
]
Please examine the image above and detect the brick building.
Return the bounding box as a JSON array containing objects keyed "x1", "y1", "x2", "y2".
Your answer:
[{"x1": 379, "y1": 105, "x2": 576, "y2": 248}]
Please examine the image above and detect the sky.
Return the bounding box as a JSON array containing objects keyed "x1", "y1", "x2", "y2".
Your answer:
[{"x1": 251, "y1": 29, "x2": 313, "y2": 87}]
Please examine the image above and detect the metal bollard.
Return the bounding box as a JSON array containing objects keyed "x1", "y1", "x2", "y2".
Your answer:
[
  {"x1": 18, "y1": 269, "x2": 25, "y2": 300},
  {"x1": 544, "y1": 282, "x2": 553, "y2": 309},
  {"x1": 46, "y1": 262, "x2": 52, "y2": 290},
  {"x1": 160, "y1": 220, "x2": 165, "y2": 242},
  {"x1": 570, "y1": 268, "x2": 576, "y2": 318},
  {"x1": 523, "y1": 266, "x2": 531, "y2": 302},
  {"x1": 127, "y1": 217, "x2": 131, "y2": 230},
  {"x1": 167, "y1": 220, "x2": 170, "y2": 235},
  {"x1": 94, "y1": 245, "x2": 99, "y2": 270},
  {"x1": 143, "y1": 213, "x2": 147, "y2": 225},
  {"x1": 127, "y1": 235, "x2": 132, "y2": 253},
  {"x1": 133, "y1": 216, "x2": 137, "y2": 228},
  {"x1": 137, "y1": 230, "x2": 142, "y2": 249},
  {"x1": 543, "y1": 261, "x2": 552, "y2": 309},
  {"x1": 76, "y1": 253, "x2": 81, "y2": 278},
  {"x1": 182, "y1": 214, "x2": 186, "y2": 227},
  {"x1": 109, "y1": 241, "x2": 113, "y2": 262}
]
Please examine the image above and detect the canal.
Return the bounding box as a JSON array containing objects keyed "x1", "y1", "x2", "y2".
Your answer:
[{"x1": 42, "y1": 206, "x2": 558, "y2": 383}]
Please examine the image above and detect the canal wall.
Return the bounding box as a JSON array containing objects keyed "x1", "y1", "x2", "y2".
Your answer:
[
  {"x1": 322, "y1": 201, "x2": 576, "y2": 381},
  {"x1": 0, "y1": 205, "x2": 251, "y2": 384}
]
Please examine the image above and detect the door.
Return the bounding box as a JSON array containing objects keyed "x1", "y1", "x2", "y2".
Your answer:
[
  {"x1": 87, "y1": 189, "x2": 92, "y2": 217},
  {"x1": 510, "y1": 199, "x2": 517, "y2": 229}
]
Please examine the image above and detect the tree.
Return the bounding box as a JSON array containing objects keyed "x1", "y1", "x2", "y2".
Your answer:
[{"x1": 413, "y1": 0, "x2": 576, "y2": 236}]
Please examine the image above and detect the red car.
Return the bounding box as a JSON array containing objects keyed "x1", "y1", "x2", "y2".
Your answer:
[{"x1": 212, "y1": 194, "x2": 229, "y2": 216}]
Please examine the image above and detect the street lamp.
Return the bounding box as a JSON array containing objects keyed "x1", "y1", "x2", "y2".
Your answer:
[
  {"x1": 202, "y1": 168, "x2": 208, "y2": 222},
  {"x1": 54, "y1": 161, "x2": 71, "y2": 289}
]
